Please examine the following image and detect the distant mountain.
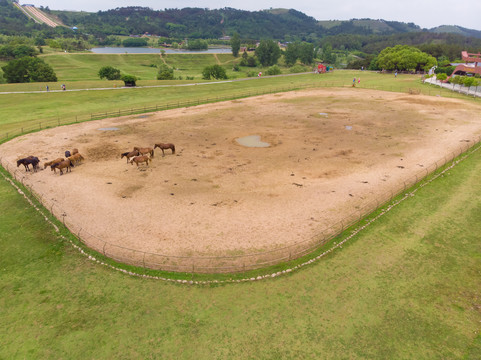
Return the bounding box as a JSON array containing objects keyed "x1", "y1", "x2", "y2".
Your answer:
[
  {"x1": 1, "y1": 0, "x2": 481, "y2": 43},
  {"x1": 429, "y1": 25, "x2": 481, "y2": 39},
  {"x1": 318, "y1": 19, "x2": 421, "y2": 34}
]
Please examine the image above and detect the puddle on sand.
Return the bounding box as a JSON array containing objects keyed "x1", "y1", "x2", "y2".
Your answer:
[
  {"x1": 98, "y1": 127, "x2": 120, "y2": 131},
  {"x1": 319, "y1": 112, "x2": 329, "y2": 117},
  {"x1": 345, "y1": 125, "x2": 352, "y2": 130},
  {"x1": 236, "y1": 135, "x2": 270, "y2": 148}
]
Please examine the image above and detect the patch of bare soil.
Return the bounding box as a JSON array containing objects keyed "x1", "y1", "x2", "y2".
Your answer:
[{"x1": 2, "y1": 88, "x2": 481, "y2": 269}]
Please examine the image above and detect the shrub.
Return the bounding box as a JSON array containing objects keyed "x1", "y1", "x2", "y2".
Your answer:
[
  {"x1": 247, "y1": 56, "x2": 257, "y2": 67},
  {"x1": 98, "y1": 66, "x2": 121, "y2": 80},
  {"x1": 157, "y1": 64, "x2": 174, "y2": 80},
  {"x1": 246, "y1": 70, "x2": 257, "y2": 77},
  {"x1": 290, "y1": 64, "x2": 309, "y2": 73},
  {"x1": 266, "y1": 65, "x2": 281, "y2": 75},
  {"x1": 436, "y1": 73, "x2": 447, "y2": 81},
  {"x1": 121, "y1": 74, "x2": 137, "y2": 87},
  {"x1": 202, "y1": 65, "x2": 227, "y2": 80},
  {"x1": 463, "y1": 77, "x2": 477, "y2": 87},
  {"x1": 434, "y1": 66, "x2": 455, "y2": 76}
]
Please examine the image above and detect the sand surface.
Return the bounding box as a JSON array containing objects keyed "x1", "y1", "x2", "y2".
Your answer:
[{"x1": 2, "y1": 88, "x2": 480, "y2": 268}]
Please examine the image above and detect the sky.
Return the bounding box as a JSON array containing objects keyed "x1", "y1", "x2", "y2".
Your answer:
[{"x1": 23, "y1": 0, "x2": 481, "y2": 31}]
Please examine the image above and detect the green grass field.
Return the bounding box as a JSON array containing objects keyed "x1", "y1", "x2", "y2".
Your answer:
[{"x1": 0, "y1": 54, "x2": 480, "y2": 358}]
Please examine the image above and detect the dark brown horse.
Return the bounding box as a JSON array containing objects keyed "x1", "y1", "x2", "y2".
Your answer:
[
  {"x1": 133, "y1": 147, "x2": 154, "y2": 158},
  {"x1": 130, "y1": 155, "x2": 151, "y2": 167},
  {"x1": 154, "y1": 143, "x2": 175, "y2": 156},
  {"x1": 17, "y1": 156, "x2": 40, "y2": 172},
  {"x1": 121, "y1": 150, "x2": 140, "y2": 163}
]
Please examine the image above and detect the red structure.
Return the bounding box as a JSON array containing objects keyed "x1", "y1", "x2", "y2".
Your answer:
[
  {"x1": 446, "y1": 51, "x2": 481, "y2": 81},
  {"x1": 317, "y1": 63, "x2": 326, "y2": 73}
]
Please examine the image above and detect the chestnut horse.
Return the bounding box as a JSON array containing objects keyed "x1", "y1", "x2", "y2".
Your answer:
[
  {"x1": 121, "y1": 150, "x2": 140, "y2": 163},
  {"x1": 130, "y1": 155, "x2": 151, "y2": 167},
  {"x1": 44, "y1": 158, "x2": 64, "y2": 169},
  {"x1": 51, "y1": 159, "x2": 73, "y2": 175},
  {"x1": 154, "y1": 143, "x2": 175, "y2": 156},
  {"x1": 133, "y1": 147, "x2": 154, "y2": 158}
]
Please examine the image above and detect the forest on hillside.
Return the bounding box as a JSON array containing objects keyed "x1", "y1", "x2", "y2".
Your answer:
[{"x1": 0, "y1": 0, "x2": 480, "y2": 69}]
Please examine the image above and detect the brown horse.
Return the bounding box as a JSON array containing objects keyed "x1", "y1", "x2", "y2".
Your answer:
[
  {"x1": 154, "y1": 143, "x2": 175, "y2": 156},
  {"x1": 121, "y1": 150, "x2": 140, "y2": 163},
  {"x1": 44, "y1": 158, "x2": 64, "y2": 169},
  {"x1": 51, "y1": 159, "x2": 73, "y2": 175},
  {"x1": 68, "y1": 153, "x2": 84, "y2": 165},
  {"x1": 133, "y1": 147, "x2": 154, "y2": 158},
  {"x1": 130, "y1": 155, "x2": 151, "y2": 167}
]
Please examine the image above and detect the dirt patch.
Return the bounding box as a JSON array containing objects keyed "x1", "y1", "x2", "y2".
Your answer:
[{"x1": 2, "y1": 88, "x2": 481, "y2": 269}]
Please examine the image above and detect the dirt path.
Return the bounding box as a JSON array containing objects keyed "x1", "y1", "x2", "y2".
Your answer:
[{"x1": 2, "y1": 88, "x2": 481, "y2": 269}]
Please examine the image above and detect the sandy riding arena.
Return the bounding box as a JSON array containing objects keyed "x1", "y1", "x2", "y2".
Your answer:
[{"x1": 2, "y1": 88, "x2": 481, "y2": 272}]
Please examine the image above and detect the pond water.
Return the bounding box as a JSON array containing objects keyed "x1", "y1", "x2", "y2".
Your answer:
[
  {"x1": 236, "y1": 135, "x2": 270, "y2": 148},
  {"x1": 98, "y1": 127, "x2": 120, "y2": 131},
  {"x1": 90, "y1": 47, "x2": 232, "y2": 54}
]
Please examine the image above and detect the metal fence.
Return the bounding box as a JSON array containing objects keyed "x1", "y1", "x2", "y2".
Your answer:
[
  {"x1": 2, "y1": 136, "x2": 479, "y2": 273},
  {"x1": 2, "y1": 79, "x2": 479, "y2": 143}
]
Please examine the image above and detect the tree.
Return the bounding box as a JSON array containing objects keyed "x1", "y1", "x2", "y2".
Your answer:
[
  {"x1": 1, "y1": 56, "x2": 57, "y2": 83},
  {"x1": 377, "y1": 45, "x2": 437, "y2": 72},
  {"x1": 299, "y1": 42, "x2": 315, "y2": 65},
  {"x1": 187, "y1": 39, "x2": 208, "y2": 50},
  {"x1": 122, "y1": 38, "x2": 148, "y2": 47},
  {"x1": 255, "y1": 40, "x2": 281, "y2": 67},
  {"x1": 202, "y1": 65, "x2": 227, "y2": 80},
  {"x1": 284, "y1": 42, "x2": 299, "y2": 67},
  {"x1": 321, "y1": 43, "x2": 336, "y2": 64},
  {"x1": 98, "y1": 65, "x2": 121, "y2": 80},
  {"x1": 230, "y1": 32, "x2": 241, "y2": 57},
  {"x1": 157, "y1": 63, "x2": 174, "y2": 80}
]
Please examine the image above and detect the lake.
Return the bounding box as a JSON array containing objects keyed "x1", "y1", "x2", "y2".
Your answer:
[{"x1": 90, "y1": 47, "x2": 232, "y2": 54}]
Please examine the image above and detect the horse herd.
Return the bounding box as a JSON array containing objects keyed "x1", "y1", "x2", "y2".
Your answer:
[
  {"x1": 121, "y1": 143, "x2": 175, "y2": 167},
  {"x1": 15, "y1": 142, "x2": 175, "y2": 176},
  {"x1": 16, "y1": 148, "x2": 84, "y2": 176}
]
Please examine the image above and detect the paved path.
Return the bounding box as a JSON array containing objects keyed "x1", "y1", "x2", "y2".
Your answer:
[
  {"x1": 0, "y1": 73, "x2": 313, "y2": 95},
  {"x1": 424, "y1": 76, "x2": 481, "y2": 98}
]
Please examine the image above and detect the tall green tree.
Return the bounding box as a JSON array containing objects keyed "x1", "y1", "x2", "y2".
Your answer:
[
  {"x1": 299, "y1": 42, "x2": 315, "y2": 65},
  {"x1": 255, "y1": 40, "x2": 281, "y2": 67},
  {"x1": 98, "y1": 65, "x2": 121, "y2": 80},
  {"x1": 377, "y1": 45, "x2": 437, "y2": 71},
  {"x1": 230, "y1": 32, "x2": 241, "y2": 57},
  {"x1": 1, "y1": 56, "x2": 57, "y2": 83},
  {"x1": 284, "y1": 42, "x2": 299, "y2": 67}
]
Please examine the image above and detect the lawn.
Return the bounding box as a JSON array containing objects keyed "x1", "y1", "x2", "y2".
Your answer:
[
  {"x1": 0, "y1": 56, "x2": 480, "y2": 358},
  {"x1": 0, "y1": 143, "x2": 480, "y2": 358}
]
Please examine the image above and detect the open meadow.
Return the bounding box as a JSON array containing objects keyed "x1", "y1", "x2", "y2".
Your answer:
[{"x1": 0, "y1": 56, "x2": 480, "y2": 358}]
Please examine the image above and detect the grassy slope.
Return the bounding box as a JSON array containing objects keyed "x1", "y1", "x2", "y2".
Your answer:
[
  {"x1": 0, "y1": 146, "x2": 480, "y2": 359},
  {"x1": 0, "y1": 67, "x2": 473, "y2": 136}
]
